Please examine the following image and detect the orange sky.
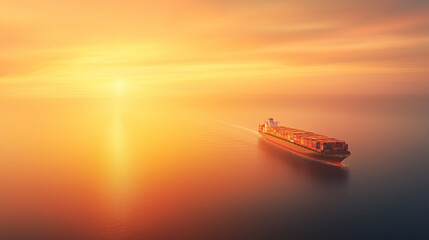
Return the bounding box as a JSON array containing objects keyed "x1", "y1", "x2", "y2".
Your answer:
[{"x1": 1, "y1": 0, "x2": 429, "y2": 97}]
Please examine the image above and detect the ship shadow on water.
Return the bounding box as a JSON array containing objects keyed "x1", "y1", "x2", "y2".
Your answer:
[{"x1": 257, "y1": 138, "x2": 349, "y2": 186}]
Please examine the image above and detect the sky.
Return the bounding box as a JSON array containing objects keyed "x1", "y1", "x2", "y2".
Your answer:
[{"x1": 1, "y1": 0, "x2": 429, "y2": 97}]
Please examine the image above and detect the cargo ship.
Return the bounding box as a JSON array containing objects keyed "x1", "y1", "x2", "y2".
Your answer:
[{"x1": 259, "y1": 118, "x2": 350, "y2": 165}]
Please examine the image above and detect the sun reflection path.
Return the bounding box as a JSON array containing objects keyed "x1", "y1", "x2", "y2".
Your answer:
[{"x1": 105, "y1": 93, "x2": 132, "y2": 233}]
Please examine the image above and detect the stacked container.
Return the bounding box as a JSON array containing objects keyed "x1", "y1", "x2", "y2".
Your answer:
[{"x1": 260, "y1": 125, "x2": 348, "y2": 154}]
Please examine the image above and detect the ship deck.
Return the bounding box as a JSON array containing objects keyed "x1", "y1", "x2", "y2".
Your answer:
[{"x1": 260, "y1": 131, "x2": 350, "y2": 163}]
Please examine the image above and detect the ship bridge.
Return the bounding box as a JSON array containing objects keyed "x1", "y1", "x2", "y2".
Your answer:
[{"x1": 265, "y1": 118, "x2": 279, "y2": 127}]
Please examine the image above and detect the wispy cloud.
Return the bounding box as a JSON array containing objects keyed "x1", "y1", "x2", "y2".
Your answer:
[{"x1": 1, "y1": 0, "x2": 428, "y2": 97}]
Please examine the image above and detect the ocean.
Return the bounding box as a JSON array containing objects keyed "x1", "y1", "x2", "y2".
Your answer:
[{"x1": 0, "y1": 95, "x2": 428, "y2": 239}]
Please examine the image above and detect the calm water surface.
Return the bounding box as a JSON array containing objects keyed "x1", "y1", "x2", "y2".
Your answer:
[{"x1": 0, "y1": 96, "x2": 428, "y2": 240}]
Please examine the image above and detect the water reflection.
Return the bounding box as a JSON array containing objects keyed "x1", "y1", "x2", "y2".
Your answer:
[
  {"x1": 258, "y1": 138, "x2": 349, "y2": 187},
  {"x1": 103, "y1": 98, "x2": 132, "y2": 237}
]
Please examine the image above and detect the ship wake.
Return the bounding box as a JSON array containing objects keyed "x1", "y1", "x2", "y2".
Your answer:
[{"x1": 207, "y1": 117, "x2": 259, "y2": 136}]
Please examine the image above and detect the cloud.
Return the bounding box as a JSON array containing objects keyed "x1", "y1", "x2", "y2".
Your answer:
[{"x1": 0, "y1": 0, "x2": 428, "y2": 96}]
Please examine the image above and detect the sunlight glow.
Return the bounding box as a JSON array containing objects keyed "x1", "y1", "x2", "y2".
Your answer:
[
  {"x1": 0, "y1": 0, "x2": 428, "y2": 97},
  {"x1": 114, "y1": 80, "x2": 126, "y2": 95}
]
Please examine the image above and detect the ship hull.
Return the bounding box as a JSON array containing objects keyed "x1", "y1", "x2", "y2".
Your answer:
[{"x1": 260, "y1": 131, "x2": 350, "y2": 164}]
